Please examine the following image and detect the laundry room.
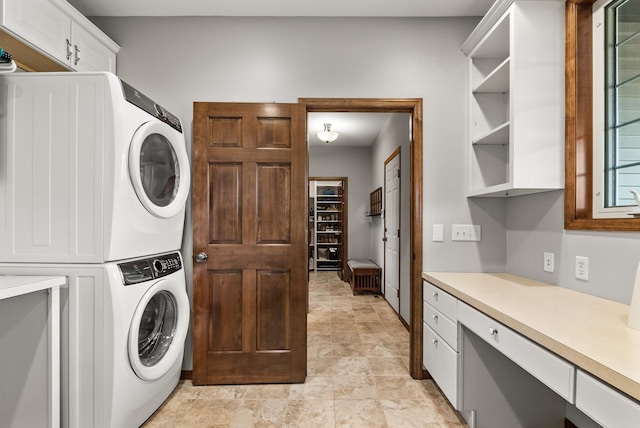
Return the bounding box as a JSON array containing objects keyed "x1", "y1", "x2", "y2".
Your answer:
[{"x1": 3, "y1": 0, "x2": 640, "y2": 427}]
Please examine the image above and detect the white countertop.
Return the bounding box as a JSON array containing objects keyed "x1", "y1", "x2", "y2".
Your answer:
[
  {"x1": 422, "y1": 272, "x2": 640, "y2": 402},
  {"x1": 0, "y1": 276, "x2": 66, "y2": 300}
]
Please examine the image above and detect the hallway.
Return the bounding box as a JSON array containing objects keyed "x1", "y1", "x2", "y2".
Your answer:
[{"x1": 143, "y1": 272, "x2": 466, "y2": 427}]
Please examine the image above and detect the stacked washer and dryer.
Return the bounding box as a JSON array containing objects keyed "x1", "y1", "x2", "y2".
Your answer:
[{"x1": 0, "y1": 72, "x2": 191, "y2": 427}]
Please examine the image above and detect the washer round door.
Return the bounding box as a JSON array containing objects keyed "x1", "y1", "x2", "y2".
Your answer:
[
  {"x1": 129, "y1": 120, "x2": 191, "y2": 218},
  {"x1": 128, "y1": 278, "x2": 190, "y2": 381}
]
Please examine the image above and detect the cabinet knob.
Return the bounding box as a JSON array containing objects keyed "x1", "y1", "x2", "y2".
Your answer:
[
  {"x1": 74, "y1": 45, "x2": 81, "y2": 65},
  {"x1": 195, "y1": 252, "x2": 208, "y2": 263},
  {"x1": 433, "y1": 292, "x2": 438, "y2": 299},
  {"x1": 432, "y1": 338, "x2": 438, "y2": 345},
  {"x1": 432, "y1": 314, "x2": 438, "y2": 321},
  {"x1": 489, "y1": 327, "x2": 498, "y2": 336}
]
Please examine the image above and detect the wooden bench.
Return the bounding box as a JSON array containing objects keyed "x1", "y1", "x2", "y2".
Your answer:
[{"x1": 347, "y1": 259, "x2": 381, "y2": 295}]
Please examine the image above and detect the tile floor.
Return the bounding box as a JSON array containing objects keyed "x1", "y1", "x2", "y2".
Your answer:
[{"x1": 143, "y1": 271, "x2": 467, "y2": 427}]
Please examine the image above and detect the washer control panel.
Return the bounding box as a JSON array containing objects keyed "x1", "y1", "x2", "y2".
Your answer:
[{"x1": 119, "y1": 252, "x2": 182, "y2": 285}]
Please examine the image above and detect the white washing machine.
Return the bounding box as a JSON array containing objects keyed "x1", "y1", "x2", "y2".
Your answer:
[
  {"x1": 0, "y1": 72, "x2": 191, "y2": 263},
  {"x1": 0, "y1": 251, "x2": 190, "y2": 428}
]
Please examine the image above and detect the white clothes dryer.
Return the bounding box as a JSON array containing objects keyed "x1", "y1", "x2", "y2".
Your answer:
[
  {"x1": 0, "y1": 251, "x2": 189, "y2": 428},
  {"x1": 0, "y1": 72, "x2": 190, "y2": 263}
]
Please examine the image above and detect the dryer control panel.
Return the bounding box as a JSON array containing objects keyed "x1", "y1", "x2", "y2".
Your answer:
[
  {"x1": 119, "y1": 252, "x2": 182, "y2": 285},
  {"x1": 120, "y1": 79, "x2": 183, "y2": 133}
]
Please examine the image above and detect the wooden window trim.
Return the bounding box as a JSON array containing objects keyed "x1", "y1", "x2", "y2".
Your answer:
[{"x1": 565, "y1": 0, "x2": 640, "y2": 231}]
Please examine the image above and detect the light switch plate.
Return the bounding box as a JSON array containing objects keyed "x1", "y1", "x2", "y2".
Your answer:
[
  {"x1": 452, "y1": 224, "x2": 481, "y2": 241},
  {"x1": 432, "y1": 224, "x2": 444, "y2": 242}
]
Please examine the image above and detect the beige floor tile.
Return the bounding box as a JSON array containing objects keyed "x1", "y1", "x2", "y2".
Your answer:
[
  {"x1": 332, "y1": 341, "x2": 365, "y2": 357},
  {"x1": 181, "y1": 398, "x2": 241, "y2": 427},
  {"x1": 288, "y1": 376, "x2": 334, "y2": 399},
  {"x1": 375, "y1": 376, "x2": 429, "y2": 400},
  {"x1": 332, "y1": 357, "x2": 372, "y2": 377},
  {"x1": 229, "y1": 399, "x2": 288, "y2": 427},
  {"x1": 284, "y1": 399, "x2": 335, "y2": 428},
  {"x1": 379, "y1": 399, "x2": 442, "y2": 428},
  {"x1": 197, "y1": 384, "x2": 248, "y2": 399},
  {"x1": 368, "y1": 357, "x2": 410, "y2": 376},
  {"x1": 332, "y1": 375, "x2": 378, "y2": 399},
  {"x1": 307, "y1": 357, "x2": 334, "y2": 376},
  {"x1": 334, "y1": 399, "x2": 388, "y2": 428},
  {"x1": 244, "y1": 384, "x2": 292, "y2": 399}
]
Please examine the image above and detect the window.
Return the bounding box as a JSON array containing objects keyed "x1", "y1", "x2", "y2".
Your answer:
[
  {"x1": 593, "y1": 0, "x2": 640, "y2": 217},
  {"x1": 565, "y1": 0, "x2": 640, "y2": 230}
]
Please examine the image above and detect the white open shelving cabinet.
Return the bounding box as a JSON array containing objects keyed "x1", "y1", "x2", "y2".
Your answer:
[{"x1": 462, "y1": 0, "x2": 565, "y2": 197}]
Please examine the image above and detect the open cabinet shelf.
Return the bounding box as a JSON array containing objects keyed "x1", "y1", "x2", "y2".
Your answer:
[{"x1": 462, "y1": 0, "x2": 565, "y2": 197}]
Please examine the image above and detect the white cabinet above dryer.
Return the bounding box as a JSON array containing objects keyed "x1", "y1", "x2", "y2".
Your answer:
[
  {"x1": 461, "y1": 0, "x2": 565, "y2": 197},
  {"x1": 1, "y1": 0, "x2": 119, "y2": 72}
]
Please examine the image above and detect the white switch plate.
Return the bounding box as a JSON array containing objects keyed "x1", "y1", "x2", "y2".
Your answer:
[
  {"x1": 543, "y1": 252, "x2": 554, "y2": 273},
  {"x1": 432, "y1": 224, "x2": 444, "y2": 242},
  {"x1": 451, "y1": 224, "x2": 481, "y2": 241}
]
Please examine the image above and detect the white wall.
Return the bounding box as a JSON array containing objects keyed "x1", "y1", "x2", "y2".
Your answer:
[
  {"x1": 309, "y1": 146, "x2": 372, "y2": 261},
  {"x1": 370, "y1": 114, "x2": 412, "y2": 323},
  {"x1": 507, "y1": 191, "x2": 640, "y2": 304},
  {"x1": 92, "y1": 15, "x2": 506, "y2": 369}
]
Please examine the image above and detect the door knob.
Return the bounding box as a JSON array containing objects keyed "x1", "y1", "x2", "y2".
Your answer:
[
  {"x1": 382, "y1": 237, "x2": 387, "y2": 242},
  {"x1": 195, "y1": 252, "x2": 208, "y2": 263}
]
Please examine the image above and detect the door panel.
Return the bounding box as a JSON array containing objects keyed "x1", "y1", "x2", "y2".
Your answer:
[
  {"x1": 192, "y1": 102, "x2": 307, "y2": 385},
  {"x1": 384, "y1": 151, "x2": 401, "y2": 314}
]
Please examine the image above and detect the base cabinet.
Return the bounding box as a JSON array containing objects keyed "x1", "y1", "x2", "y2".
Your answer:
[{"x1": 422, "y1": 281, "x2": 460, "y2": 408}]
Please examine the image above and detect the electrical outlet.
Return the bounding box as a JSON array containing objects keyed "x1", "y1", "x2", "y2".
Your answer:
[
  {"x1": 544, "y1": 252, "x2": 554, "y2": 273},
  {"x1": 576, "y1": 256, "x2": 589, "y2": 281}
]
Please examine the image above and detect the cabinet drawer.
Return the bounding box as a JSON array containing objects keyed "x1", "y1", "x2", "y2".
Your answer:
[
  {"x1": 423, "y1": 322, "x2": 459, "y2": 409},
  {"x1": 423, "y1": 281, "x2": 457, "y2": 322},
  {"x1": 576, "y1": 370, "x2": 640, "y2": 427},
  {"x1": 424, "y1": 301, "x2": 458, "y2": 351},
  {"x1": 458, "y1": 302, "x2": 575, "y2": 402}
]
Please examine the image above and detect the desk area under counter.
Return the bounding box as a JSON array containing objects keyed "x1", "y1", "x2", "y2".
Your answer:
[{"x1": 422, "y1": 272, "x2": 640, "y2": 428}]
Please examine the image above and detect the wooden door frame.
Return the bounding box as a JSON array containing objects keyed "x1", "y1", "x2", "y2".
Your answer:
[
  {"x1": 299, "y1": 98, "x2": 424, "y2": 379},
  {"x1": 309, "y1": 176, "x2": 349, "y2": 280}
]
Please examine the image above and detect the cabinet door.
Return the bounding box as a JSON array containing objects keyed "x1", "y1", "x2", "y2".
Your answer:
[
  {"x1": 423, "y1": 322, "x2": 459, "y2": 409},
  {"x1": 71, "y1": 22, "x2": 116, "y2": 72},
  {"x1": 3, "y1": 0, "x2": 71, "y2": 65}
]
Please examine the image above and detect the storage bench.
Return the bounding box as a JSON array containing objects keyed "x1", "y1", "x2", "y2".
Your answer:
[{"x1": 347, "y1": 259, "x2": 381, "y2": 295}]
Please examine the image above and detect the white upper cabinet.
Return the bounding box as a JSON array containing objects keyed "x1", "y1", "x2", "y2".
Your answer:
[
  {"x1": 1, "y1": 0, "x2": 119, "y2": 72},
  {"x1": 461, "y1": 0, "x2": 565, "y2": 197}
]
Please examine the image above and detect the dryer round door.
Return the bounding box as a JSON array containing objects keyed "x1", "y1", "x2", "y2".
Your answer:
[
  {"x1": 129, "y1": 120, "x2": 191, "y2": 218},
  {"x1": 128, "y1": 277, "x2": 190, "y2": 381}
]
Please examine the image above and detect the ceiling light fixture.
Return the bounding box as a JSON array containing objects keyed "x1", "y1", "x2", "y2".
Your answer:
[{"x1": 316, "y1": 123, "x2": 339, "y2": 143}]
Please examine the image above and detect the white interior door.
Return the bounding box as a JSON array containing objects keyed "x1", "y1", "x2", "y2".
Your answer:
[{"x1": 384, "y1": 152, "x2": 400, "y2": 314}]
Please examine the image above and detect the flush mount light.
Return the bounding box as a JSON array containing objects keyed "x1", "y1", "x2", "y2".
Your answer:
[{"x1": 316, "y1": 123, "x2": 339, "y2": 143}]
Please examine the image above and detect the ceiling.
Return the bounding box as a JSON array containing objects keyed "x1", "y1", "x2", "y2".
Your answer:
[
  {"x1": 67, "y1": 0, "x2": 494, "y2": 18},
  {"x1": 308, "y1": 112, "x2": 398, "y2": 147}
]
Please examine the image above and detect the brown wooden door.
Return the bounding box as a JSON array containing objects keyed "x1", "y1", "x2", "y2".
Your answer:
[{"x1": 192, "y1": 102, "x2": 307, "y2": 385}]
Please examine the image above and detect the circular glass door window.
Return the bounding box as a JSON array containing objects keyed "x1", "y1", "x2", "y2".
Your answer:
[
  {"x1": 129, "y1": 120, "x2": 191, "y2": 218},
  {"x1": 128, "y1": 278, "x2": 190, "y2": 381},
  {"x1": 138, "y1": 290, "x2": 177, "y2": 367},
  {"x1": 138, "y1": 134, "x2": 179, "y2": 208}
]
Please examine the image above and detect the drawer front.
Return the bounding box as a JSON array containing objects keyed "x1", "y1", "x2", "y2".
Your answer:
[
  {"x1": 576, "y1": 370, "x2": 640, "y2": 427},
  {"x1": 424, "y1": 301, "x2": 458, "y2": 351},
  {"x1": 458, "y1": 302, "x2": 575, "y2": 402},
  {"x1": 423, "y1": 281, "x2": 457, "y2": 322},
  {"x1": 423, "y1": 322, "x2": 459, "y2": 409}
]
